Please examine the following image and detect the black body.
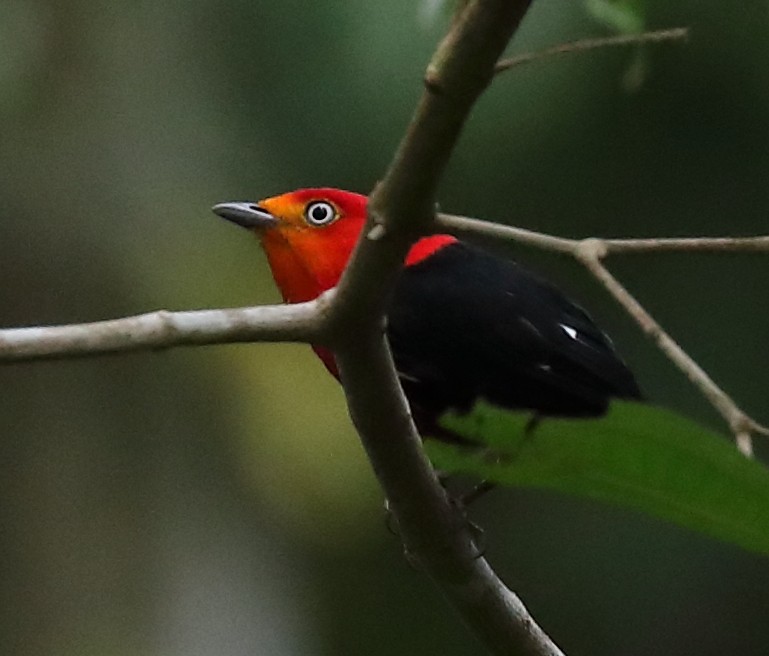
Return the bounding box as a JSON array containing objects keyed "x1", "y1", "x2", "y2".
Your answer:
[{"x1": 388, "y1": 243, "x2": 641, "y2": 433}]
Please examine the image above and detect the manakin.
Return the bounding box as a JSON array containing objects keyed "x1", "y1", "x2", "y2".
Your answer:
[{"x1": 213, "y1": 188, "x2": 641, "y2": 441}]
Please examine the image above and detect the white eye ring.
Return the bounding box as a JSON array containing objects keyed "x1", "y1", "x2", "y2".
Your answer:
[{"x1": 304, "y1": 201, "x2": 337, "y2": 226}]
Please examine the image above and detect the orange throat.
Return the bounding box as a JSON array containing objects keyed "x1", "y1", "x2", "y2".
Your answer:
[{"x1": 260, "y1": 231, "x2": 327, "y2": 303}]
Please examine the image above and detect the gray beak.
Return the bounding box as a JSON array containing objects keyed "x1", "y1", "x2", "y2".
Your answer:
[{"x1": 212, "y1": 202, "x2": 278, "y2": 229}]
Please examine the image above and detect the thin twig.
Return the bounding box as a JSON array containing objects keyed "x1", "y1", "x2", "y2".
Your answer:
[
  {"x1": 574, "y1": 243, "x2": 768, "y2": 457},
  {"x1": 602, "y1": 235, "x2": 769, "y2": 254},
  {"x1": 436, "y1": 212, "x2": 578, "y2": 253},
  {"x1": 436, "y1": 213, "x2": 769, "y2": 255},
  {"x1": 495, "y1": 27, "x2": 689, "y2": 73}
]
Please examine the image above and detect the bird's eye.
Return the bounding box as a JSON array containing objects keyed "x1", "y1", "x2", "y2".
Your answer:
[{"x1": 304, "y1": 201, "x2": 337, "y2": 226}]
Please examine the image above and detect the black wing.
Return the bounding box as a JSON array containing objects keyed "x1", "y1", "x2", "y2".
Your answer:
[{"x1": 388, "y1": 242, "x2": 641, "y2": 422}]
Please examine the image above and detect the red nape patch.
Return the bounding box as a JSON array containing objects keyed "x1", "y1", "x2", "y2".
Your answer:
[{"x1": 405, "y1": 235, "x2": 456, "y2": 266}]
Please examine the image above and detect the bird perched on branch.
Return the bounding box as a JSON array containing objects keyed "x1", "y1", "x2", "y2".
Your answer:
[{"x1": 213, "y1": 188, "x2": 641, "y2": 442}]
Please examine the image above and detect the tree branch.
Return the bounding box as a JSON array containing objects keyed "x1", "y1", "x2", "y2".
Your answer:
[
  {"x1": 335, "y1": 332, "x2": 564, "y2": 656},
  {"x1": 326, "y1": 2, "x2": 568, "y2": 654},
  {"x1": 2, "y1": 213, "x2": 765, "y2": 460},
  {"x1": 436, "y1": 213, "x2": 769, "y2": 255},
  {"x1": 575, "y1": 245, "x2": 768, "y2": 457},
  {"x1": 0, "y1": 300, "x2": 328, "y2": 363},
  {"x1": 331, "y1": 0, "x2": 533, "y2": 325},
  {"x1": 601, "y1": 235, "x2": 769, "y2": 254}
]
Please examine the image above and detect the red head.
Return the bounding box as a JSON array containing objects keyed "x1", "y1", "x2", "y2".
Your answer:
[{"x1": 213, "y1": 188, "x2": 455, "y2": 304}]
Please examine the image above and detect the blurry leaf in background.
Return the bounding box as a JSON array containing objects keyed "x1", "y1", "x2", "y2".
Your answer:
[
  {"x1": 584, "y1": 0, "x2": 650, "y2": 91},
  {"x1": 429, "y1": 402, "x2": 769, "y2": 556},
  {"x1": 585, "y1": 0, "x2": 646, "y2": 34},
  {"x1": 418, "y1": 0, "x2": 451, "y2": 28},
  {"x1": 619, "y1": 46, "x2": 648, "y2": 93}
]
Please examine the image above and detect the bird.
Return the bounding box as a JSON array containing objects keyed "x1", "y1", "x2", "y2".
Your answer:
[{"x1": 212, "y1": 188, "x2": 642, "y2": 444}]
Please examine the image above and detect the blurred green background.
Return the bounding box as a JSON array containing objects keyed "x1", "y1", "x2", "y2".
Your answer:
[{"x1": 1, "y1": 1, "x2": 768, "y2": 655}]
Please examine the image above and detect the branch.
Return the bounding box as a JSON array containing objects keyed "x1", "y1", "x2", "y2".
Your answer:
[
  {"x1": 601, "y1": 235, "x2": 769, "y2": 254},
  {"x1": 331, "y1": 0, "x2": 534, "y2": 323},
  {"x1": 436, "y1": 213, "x2": 769, "y2": 255},
  {"x1": 574, "y1": 244, "x2": 769, "y2": 458},
  {"x1": 436, "y1": 212, "x2": 769, "y2": 454},
  {"x1": 0, "y1": 300, "x2": 328, "y2": 363},
  {"x1": 8, "y1": 230, "x2": 767, "y2": 364},
  {"x1": 327, "y1": 2, "x2": 567, "y2": 653},
  {"x1": 335, "y1": 332, "x2": 563, "y2": 656},
  {"x1": 494, "y1": 27, "x2": 689, "y2": 74},
  {"x1": 3, "y1": 211, "x2": 764, "y2": 461}
]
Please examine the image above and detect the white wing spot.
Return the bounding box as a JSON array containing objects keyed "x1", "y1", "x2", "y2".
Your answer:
[{"x1": 559, "y1": 323, "x2": 578, "y2": 340}]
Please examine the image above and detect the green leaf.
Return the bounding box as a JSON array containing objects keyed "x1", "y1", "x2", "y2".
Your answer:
[
  {"x1": 418, "y1": 0, "x2": 463, "y2": 28},
  {"x1": 585, "y1": 0, "x2": 646, "y2": 35},
  {"x1": 584, "y1": 0, "x2": 650, "y2": 90},
  {"x1": 428, "y1": 402, "x2": 769, "y2": 556}
]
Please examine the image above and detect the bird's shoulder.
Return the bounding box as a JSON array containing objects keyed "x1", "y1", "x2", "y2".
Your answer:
[
  {"x1": 395, "y1": 241, "x2": 608, "y2": 349},
  {"x1": 390, "y1": 241, "x2": 641, "y2": 405}
]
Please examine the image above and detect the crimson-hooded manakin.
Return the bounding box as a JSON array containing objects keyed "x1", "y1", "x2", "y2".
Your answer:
[{"x1": 213, "y1": 188, "x2": 641, "y2": 442}]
